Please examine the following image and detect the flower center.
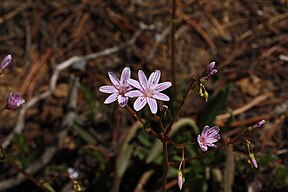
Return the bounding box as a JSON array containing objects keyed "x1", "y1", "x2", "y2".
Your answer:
[
  {"x1": 145, "y1": 89, "x2": 153, "y2": 98},
  {"x1": 119, "y1": 86, "x2": 128, "y2": 96}
]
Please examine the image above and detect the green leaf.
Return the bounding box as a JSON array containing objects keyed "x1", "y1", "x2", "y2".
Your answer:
[
  {"x1": 42, "y1": 182, "x2": 56, "y2": 192},
  {"x1": 198, "y1": 84, "x2": 232, "y2": 128}
]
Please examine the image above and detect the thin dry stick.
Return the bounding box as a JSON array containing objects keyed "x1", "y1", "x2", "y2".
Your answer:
[
  {"x1": 0, "y1": 76, "x2": 80, "y2": 191},
  {"x1": 2, "y1": 26, "x2": 150, "y2": 149},
  {"x1": 134, "y1": 170, "x2": 154, "y2": 192},
  {"x1": 170, "y1": 0, "x2": 177, "y2": 98},
  {"x1": 216, "y1": 92, "x2": 273, "y2": 121},
  {"x1": 0, "y1": 146, "x2": 50, "y2": 192}
]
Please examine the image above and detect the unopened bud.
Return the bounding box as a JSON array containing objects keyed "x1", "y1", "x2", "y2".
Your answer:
[
  {"x1": 249, "y1": 153, "x2": 258, "y2": 168},
  {"x1": 178, "y1": 171, "x2": 185, "y2": 190},
  {"x1": 0, "y1": 55, "x2": 12, "y2": 70},
  {"x1": 6, "y1": 92, "x2": 25, "y2": 110},
  {"x1": 202, "y1": 61, "x2": 217, "y2": 79}
]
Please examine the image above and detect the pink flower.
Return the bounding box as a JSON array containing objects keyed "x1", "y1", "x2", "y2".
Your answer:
[
  {"x1": 99, "y1": 67, "x2": 132, "y2": 107},
  {"x1": 197, "y1": 125, "x2": 220, "y2": 152},
  {"x1": 0, "y1": 55, "x2": 12, "y2": 70},
  {"x1": 6, "y1": 92, "x2": 25, "y2": 110},
  {"x1": 126, "y1": 70, "x2": 171, "y2": 114}
]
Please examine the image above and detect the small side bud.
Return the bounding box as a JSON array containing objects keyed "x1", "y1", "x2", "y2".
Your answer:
[
  {"x1": 178, "y1": 170, "x2": 185, "y2": 190},
  {"x1": 68, "y1": 168, "x2": 79, "y2": 180},
  {"x1": 252, "y1": 119, "x2": 266, "y2": 129},
  {"x1": 199, "y1": 83, "x2": 209, "y2": 102},
  {"x1": 0, "y1": 55, "x2": 12, "y2": 71},
  {"x1": 159, "y1": 105, "x2": 168, "y2": 117},
  {"x1": 202, "y1": 61, "x2": 217, "y2": 79},
  {"x1": 6, "y1": 92, "x2": 25, "y2": 110},
  {"x1": 249, "y1": 153, "x2": 258, "y2": 168}
]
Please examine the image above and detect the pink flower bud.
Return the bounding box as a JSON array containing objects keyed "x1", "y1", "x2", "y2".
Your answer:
[
  {"x1": 1, "y1": 55, "x2": 12, "y2": 70},
  {"x1": 178, "y1": 171, "x2": 184, "y2": 190},
  {"x1": 203, "y1": 61, "x2": 217, "y2": 79},
  {"x1": 6, "y1": 92, "x2": 25, "y2": 110},
  {"x1": 249, "y1": 153, "x2": 258, "y2": 168},
  {"x1": 252, "y1": 120, "x2": 265, "y2": 129}
]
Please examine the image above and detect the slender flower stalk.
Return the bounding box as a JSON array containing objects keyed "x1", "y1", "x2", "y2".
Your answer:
[
  {"x1": 6, "y1": 92, "x2": 25, "y2": 110},
  {"x1": 197, "y1": 125, "x2": 221, "y2": 152},
  {"x1": 99, "y1": 67, "x2": 132, "y2": 107},
  {"x1": 126, "y1": 70, "x2": 171, "y2": 114}
]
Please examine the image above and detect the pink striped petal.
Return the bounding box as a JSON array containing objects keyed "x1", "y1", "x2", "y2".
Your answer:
[
  {"x1": 99, "y1": 85, "x2": 118, "y2": 93},
  {"x1": 104, "y1": 93, "x2": 118, "y2": 104},
  {"x1": 138, "y1": 70, "x2": 148, "y2": 89},
  {"x1": 125, "y1": 90, "x2": 143, "y2": 98},
  {"x1": 148, "y1": 70, "x2": 161, "y2": 88},
  {"x1": 153, "y1": 92, "x2": 170, "y2": 101},
  {"x1": 127, "y1": 79, "x2": 142, "y2": 90},
  {"x1": 134, "y1": 96, "x2": 147, "y2": 111},
  {"x1": 147, "y1": 98, "x2": 157, "y2": 114},
  {"x1": 201, "y1": 125, "x2": 209, "y2": 136},
  {"x1": 153, "y1": 82, "x2": 172, "y2": 92},
  {"x1": 120, "y1": 67, "x2": 131, "y2": 85},
  {"x1": 118, "y1": 95, "x2": 128, "y2": 107},
  {"x1": 108, "y1": 72, "x2": 120, "y2": 87}
]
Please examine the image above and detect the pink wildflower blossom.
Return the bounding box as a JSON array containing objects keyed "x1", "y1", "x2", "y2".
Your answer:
[
  {"x1": 126, "y1": 70, "x2": 171, "y2": 114},
  {"x1": 99, "y1": 67, "x2": 132, "y2": 107},
  {"x1": 197, "y1": 125, "x2": 220, "y2": 152}
]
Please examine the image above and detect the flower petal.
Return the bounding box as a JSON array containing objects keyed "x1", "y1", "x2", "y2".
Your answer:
[
  {"x1": 120, "y1": 67, "x2": 131, "y2": 85},
  {"x1": 104, "y1": 93, "x2": 118, "y2": 104},
  {"x1": 127, "y1": 79, "x2": 142, "y2": 90},
  {"x1": 99, "y1": 85, "x2": 118, "y2": 93},
  {"x1": 201, "y1": 125, "x2": 210, "y2": 137},
  {"x1": 108, "y1": 72, "x2": 120, "y2": 87},
  {"x1": 206, "y1": 126, "x2": 220, "y2": 137},
  {"x1": 138, "y1": 70, "x2": 148, "y2": 89},
  {"x1": 133, "y1": 96, "x2": 147, "y2": 111},
  {"x1": 118, "y1": 95, "x2": 128, "y2": 107},
  {"x1": 153, "y1": 92, "x2": 170, "y2": 101},
  {"x1": 125, "y1": 90, "x2": 143, "y2": 98},
  {"x1": 148, "y1": 70, "x2": 161, "y2": 89},
  {"x1": 147, "y1": 98, "x2": 157, "y2": 114},
  {"x1": 153, "y1": 82, "x2": 172, "y2": 92}
]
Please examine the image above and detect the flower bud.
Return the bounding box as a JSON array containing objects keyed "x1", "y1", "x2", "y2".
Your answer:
[
  {"x1": 202, "y1": 61, "x2": 217, "y2": 79},
  {"x1": 178, "y1": 170, "x2": 185, "y2": 190},
  {"x1": 6, "y1": 92, "x2": 25, "y2": 110},
  {"x1": 0, "y1": 55, "x2": 12, "y2": 71},
  {"x1": 249, "y1": 153, "x2": 258, "y2": 168}
]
